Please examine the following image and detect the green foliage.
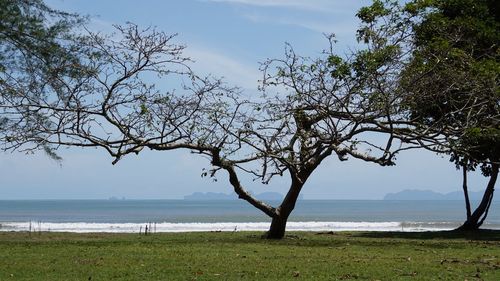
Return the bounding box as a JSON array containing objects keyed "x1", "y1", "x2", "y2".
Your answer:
[
  {"x1": 0, "y1": 0, "x2": 85, "y2": 160},
  {"x1": 403, "y1": 0, "x2": 435, "y2": 15},
  {"x1": 327, "y1": 55, "x2": 350, "y2": 79},
  {"x1": 0, "y1": 0, "x2": 84, "y2": 76},
  {"x1": 456, "y1": 127, "x2": 500, "y2": 174},
  {"x1": 355, "y1": 0, "x2": 499, "y2": 175},
  {"x1": 356, "y1": 0, "x2": 390, "y2": 23},
  {"x1": 139, "y1": 103, "x2": 149, "y2": 115},
  {"x1": 353, "y1": 45, "x2": 401, "y2": 75},
  {"x1": 413, "y1": 0, "x2": 499, "y2": 58},
  {"x1": 42, "y1": 144, "x2": 63, "y2": 161},
  {"x1": 401, "y1": 0, "x2": 499, "y2": 170}
]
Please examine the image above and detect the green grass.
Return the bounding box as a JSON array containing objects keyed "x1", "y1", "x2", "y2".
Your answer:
[{"x1": 0, "y1": 230, "x2": 499, "y2": 280}]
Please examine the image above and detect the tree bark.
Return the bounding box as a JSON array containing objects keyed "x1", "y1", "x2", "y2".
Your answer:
[
  {"x1": 462, "y1": 164, "x2": 472, "y2": 219},
  {"x1": 267, "y1": 215, "x2": 288, "y2": 239},
  {"x1": 265, "y1": 177, "x2": 305, "y2": 239},
  {"x1": 456, "y1": 163, "x2": 498, "y2": 231}
]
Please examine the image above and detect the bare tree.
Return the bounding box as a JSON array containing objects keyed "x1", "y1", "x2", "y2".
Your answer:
[
  {"x1": 2, "y1": 19, "x2": 416, "y2": 238},
  {"x1": 218, "y1": 38, "x2": 407, "y2": 238},
  {"x1": 1, "y1": 23, "x2": 229, "y2": 156}
]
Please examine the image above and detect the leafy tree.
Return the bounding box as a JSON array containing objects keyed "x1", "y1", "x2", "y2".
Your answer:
[
  {"x1": 0, "y1": 0, "x2": 85, "y2": 157},
  {"x1": 403, "y1": 0, "x2": 499, "y2": 230},
  {"x1": 358, "y1": 0, "x2": 499, "y2": 230}
]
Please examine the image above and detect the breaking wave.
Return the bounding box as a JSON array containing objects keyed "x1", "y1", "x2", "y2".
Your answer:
[{"x1": 0, "y1": 221, "x2": 473, "y2": 233}]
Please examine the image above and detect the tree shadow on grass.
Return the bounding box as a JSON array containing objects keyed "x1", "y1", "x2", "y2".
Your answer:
[{"x1": 353, "y1": 229, "x2": 500, "y2": 241}]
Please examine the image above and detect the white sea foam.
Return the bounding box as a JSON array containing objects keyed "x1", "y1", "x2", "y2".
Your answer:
[{"x1": 0, "y1": 221, "x2": 460, "y2": 233}]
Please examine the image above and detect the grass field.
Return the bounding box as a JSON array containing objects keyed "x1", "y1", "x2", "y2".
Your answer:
[{"x1": 0, "y1": 230, "x2": 499, "y2": 280}]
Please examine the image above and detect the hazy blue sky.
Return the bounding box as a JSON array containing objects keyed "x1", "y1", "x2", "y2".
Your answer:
[{"x1": 0, "y1": 0, "x2": 489, "y2": 200}]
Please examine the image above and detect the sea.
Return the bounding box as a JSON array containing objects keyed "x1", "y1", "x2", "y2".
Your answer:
[{"x1": 1, "y1": 200, "x2": 499, "y2": 233}]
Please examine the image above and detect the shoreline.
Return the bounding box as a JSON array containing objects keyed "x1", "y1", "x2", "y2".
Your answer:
[{"x1": 3, "y1": 220, "x2": 498, "y2": 233}]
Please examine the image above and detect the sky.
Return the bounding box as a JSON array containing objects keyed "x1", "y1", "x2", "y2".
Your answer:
[{"x1": 0, "y1": 0, "x2": 490, "y2": 200}]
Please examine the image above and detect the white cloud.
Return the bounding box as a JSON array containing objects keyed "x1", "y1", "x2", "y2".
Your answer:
[
  {"x1": 86, "y1": 16, "x2": 262, "y2": 90},
  {"x1": 243, "y1": 13, "x2": 356, "y2": 36},
  {"x1": 202, "y1": 0, "x2": 365, "y2": 44},
  {"x1": 185, "y1": 46, "x2": 261, "y2": 90},
  {"x1": 201, "y1": 0, "x2": 356, "y2": 13},
  {"x1": 79, "y1": 16, "x2": 261, "y2": 90}
]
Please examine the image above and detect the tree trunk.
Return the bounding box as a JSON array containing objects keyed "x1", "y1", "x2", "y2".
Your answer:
[
  {"x1": 267, "y1": 215, "x2": 288, "y2": 239},
  {"x1": 462, "y1": 164, "x2": 472, "y2": 219},
  {"x1": 456, "y1": 163, "x2": 498, "y2": 231},
  {"x1": 265, "y1": 179, "x2": 305, "y2": 239}
]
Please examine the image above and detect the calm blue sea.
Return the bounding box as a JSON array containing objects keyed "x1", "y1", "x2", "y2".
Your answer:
[{"x1": 0, "y1": 200, "x2": 499, "y2": 232}]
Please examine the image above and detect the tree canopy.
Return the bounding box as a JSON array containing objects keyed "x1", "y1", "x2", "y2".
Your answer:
[
  {"x1": 402, "y1": 0, "x2": 499, "y2": 171},
  {"x1": 0, "y1": 0, "x2": 85, "y2": 158},
  {"x1": 403, "y1": 0, "x2": 499, "y2": 229},
  {"x1": 357, "y1": 0, "x2": 499, "y2": 230}
]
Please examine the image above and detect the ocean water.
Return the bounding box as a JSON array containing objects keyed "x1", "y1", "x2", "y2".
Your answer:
[{"x1": 0, "y1": 200, "x2": 499, "y2": 233}]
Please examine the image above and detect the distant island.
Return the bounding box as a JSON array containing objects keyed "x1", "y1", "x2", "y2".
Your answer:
[
  {"x1": 384, "y1": 189, "x2": 498, "y2": 201},
  {"x1": 108, "y1": 196, "x2": 126, "y2": 201},
  {"x1": 184, "y1": 191, "x2": 294, "y2": 201}
]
